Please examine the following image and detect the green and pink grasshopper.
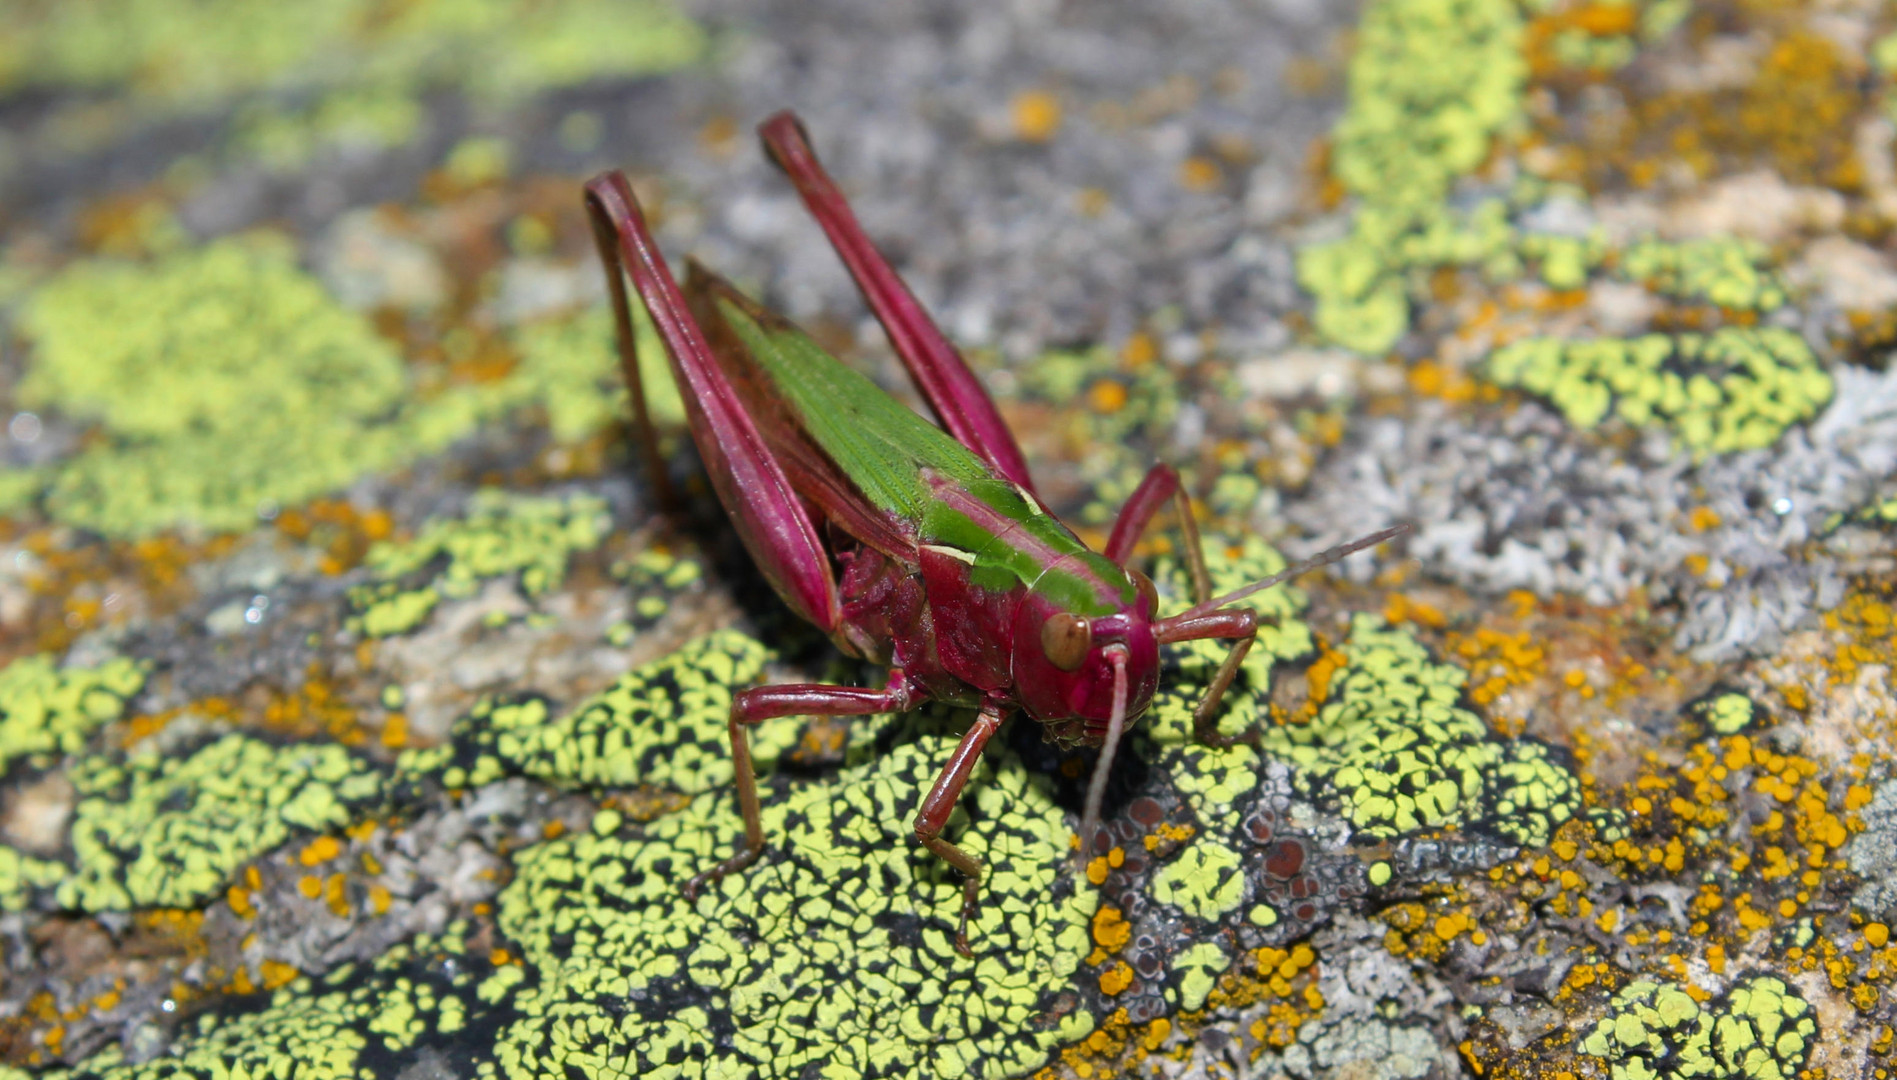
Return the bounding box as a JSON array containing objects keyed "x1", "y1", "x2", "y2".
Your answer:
[{"x1": 583, "y1": 111, "x2": 1404, "y2": 956}]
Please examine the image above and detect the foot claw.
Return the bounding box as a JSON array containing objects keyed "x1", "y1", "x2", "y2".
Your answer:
[{"x1": 682, "y1": 843, "x2": 765, "y2": 902}]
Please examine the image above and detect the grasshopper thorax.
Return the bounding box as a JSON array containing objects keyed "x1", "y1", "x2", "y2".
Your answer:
[{"x1": 1009, "y1": 554, "x2": 1161, "y2": 749}]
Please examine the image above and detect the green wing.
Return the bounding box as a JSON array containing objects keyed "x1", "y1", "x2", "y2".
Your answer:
[
  {"x1": 694, "y1": 269, "x2": 1134, "y2": 614},
  {"x1": 713, "y1": 293, "x2": 992, "y2": 519}
]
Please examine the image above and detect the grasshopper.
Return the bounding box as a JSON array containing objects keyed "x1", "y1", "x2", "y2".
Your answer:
[{"x1": 584, "y1": 111, "x2": 1404, "y2": 956}]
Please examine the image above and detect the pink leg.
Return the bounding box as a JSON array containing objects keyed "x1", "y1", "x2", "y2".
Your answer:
[
  {"x1": 1106, "y1": 463, "x2": 1211, "y2": 604},
  {"x1": 685, "y1": 672, "x2": 915, "y2": 899},
  {"x1": 1105, "y1": 464, "x2": 1179, "y2": 564},
  {"x1": 757, "y1": 111, "x2": 1038, "y2": 495},
  {"x1": 585, "y1": 172, "x2": 842, "y2": 635},
  {"x1": 1160, "y1": 607, "x2": 1261, "y2": 748},
  {"x1": 913, "y1": 701, "x2": 1007, "y2": 958},
  {"x1": 589, "y1": 217, "x2": 679, "y2": 513}
]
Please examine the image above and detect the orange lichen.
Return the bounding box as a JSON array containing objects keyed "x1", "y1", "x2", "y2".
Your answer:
[
  {"x1": 1142, "y1": 821, "x2": 1196, "y2": 853},
  {"x1": 1383, "y1": 592, "x2": 1447, "y2": 629},
  {"x1": 259, "y1": 664, "x2": 369, "y2": 746},
  {"x1": 1535, "y1": 15, "x2": 1870, "y2": 194},
  {"x1": 298, "y1": 835, "x2": 343, "y2": 867},
  {"x1": 1012, "y1": 90, "x2": 1063, "y2": 143},
  {"x1": 1379, "y1": 896, "x2": 1485, "y2": 961},
  {"x1": 273, "y1": 498, "x2": 394, "y2": 576},
  {"x1": 1448, "y1": 627, "x2": 1546, "y2": 708},
  {"x1": 1407, "y1": 360, "x2": 1487, "y2": 404},
  {"x1": 0, "y1": 525, "x2": 242, "y2": 658}
]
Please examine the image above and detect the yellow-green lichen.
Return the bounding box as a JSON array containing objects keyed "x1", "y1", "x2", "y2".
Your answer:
[
  {"x1": 1620, "y1": 237, "x2": 1786, "y2": 312},
  {"x1": 57, "y1": 932, "x2": 489, "y2": 1078},
  {"x1": 348, "y1": 488, "x2": 610, "y2": 637},
  {"x1": 1144, "y1": 535, "x2": 1312, "y2": 835},
  {"x1": 58, "y1": 733, "x2": 387, "y2": 910},
  {"x1": 1171, "y1": 940, "x2": 1233, "y2": 1012},
  {"x1": 1485, "y1": 328, "x2": 1833, "y2": 456},
  {"x1": 1330, "y1": 0, "x2": 1524, "y2": 214},
  {"x1": 2, "y1": 0, "x2": 705, "y2": 109},
  {"x1": 1261, "y1": 614, "x2": 1582, "y2": 846},
  {"x1": 400, "y1": 630, "x2": 805, "y2": 796},
  {"x1": 0, "y1": 652, "x2": 147, "y2": 772},
  {"x1": 1692, "y1": 691, "x2": 1759, "y2": 737},
  {"x1": 1521, "y1": 229, "x2": 1607, "y2": 291},
  {"x1": 1153, "y1": 837, "x2": 1248, "y2": 922},
  {"x1": 348, "y1": 584, "x2": 442, "y2": 639},
  {"x1": 1860, "y1": 494, "x2": 1897, "y2": 525},
  {"x1": 491, "y1": 727, "x2": 1097, "y2": 1079},
  {"x1": 14, "y1": 236, "x2": 521, "y2": 536},
  {"x1": 0, "y1": 844, "x2": 68, "y2": 912},
  {"x1": 1298, "y1": 0, "x2": 1527, "y2": 353},
  {"x1": 613, "y1": 544, "x2": 707, "y2": 633},
  {"x1": 1579, "y1": 974, "x2": 1816, "y2": 1080},
  {"x1": 506, "y1": 302, "x2": 684, "y2": 443}
]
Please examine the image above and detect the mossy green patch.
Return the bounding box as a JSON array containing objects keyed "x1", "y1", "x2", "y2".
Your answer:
[
  {"x1": 1579, "y1": 974, "x2": 1815, "y2": 1080},
  {"x1": 1261, "y1": 614, "x2": 1583, "y2": 847},
  {"x1": 58, "y1": 733, "x2": 388, "y2": 910},
  {"x1": 348, "y1": 488, "x2": 610, "y2": 637},
  {"x1": 399, "y1": 630, "x2": 805, "y2": 795},
  {"x1": 491, "y1": 727, "x2": 1096, "y2": 1079},
  {"x1": 0, "y1": 653, "x2": 147, "y2": 773},
  {"x1": 1485, "y1": 328, "x2": 1833, "y2": 456},
  {"x1": 13, "y1": 236, "x2": 534, "y2": 536}
]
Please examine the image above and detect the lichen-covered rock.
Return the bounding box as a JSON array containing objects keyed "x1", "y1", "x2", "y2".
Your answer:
[
  {"x1": 491, "y1": 732, "x2": 1096, "y2": 1079},
  {"x1": 1260, "y1": 614, "x2": 1584, "y2": 846},
  {"x1": 58, "y1": 734, "x2": 389, "y2": 911},
  {"x1": 398, "y1": 630, "x2": 804, "y2": 795},
  {"x1": 0, "y1": 653, "x2": 147, "y2": 772}
]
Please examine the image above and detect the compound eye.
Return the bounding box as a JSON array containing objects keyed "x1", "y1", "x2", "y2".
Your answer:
[
  {"x1": 1130, "y1": 569, "x2": 1158, "y2": 617},
  {"x1": 1040, "y1": 612, "x2": 1092, "y2": 671}
]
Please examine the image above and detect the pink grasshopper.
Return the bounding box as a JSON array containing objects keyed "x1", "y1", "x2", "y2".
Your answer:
[{"x1": 583, "y1": 111, "x2": 1404, "y2": 956}]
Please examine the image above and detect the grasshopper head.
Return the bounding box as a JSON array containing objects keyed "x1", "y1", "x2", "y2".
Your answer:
[
  {"x1": 1009, "y1": 555, "x2": 1161, "y2": 749},
  {"x1": 1010, "y1": 552, "x2": 1160, "y2": 861}
]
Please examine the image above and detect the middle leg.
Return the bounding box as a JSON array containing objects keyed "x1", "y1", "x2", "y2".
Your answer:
[
  {"x1": 685, "y1": 672, "x2": 915, "y2": 899},
  {"x1": 913, "y1": 700, "x2": 1008, "y2": 958}
]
